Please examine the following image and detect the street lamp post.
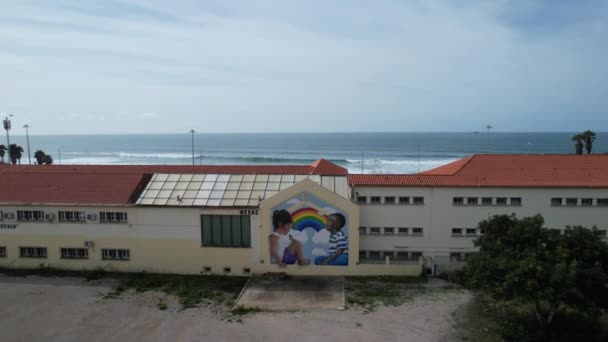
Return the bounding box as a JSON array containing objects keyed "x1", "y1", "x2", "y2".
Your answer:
[
  {"x1": 190, "y1": 130, "x2": 195, "y2": 166},
  {"x1": 3, "y1": 114, "x2": 13, "y2": 163},
  {"x1": 23, "y1": 124, "x2": 32, "y2": 165}
]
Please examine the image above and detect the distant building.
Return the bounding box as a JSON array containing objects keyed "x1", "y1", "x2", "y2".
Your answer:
[{"x1": 1, "y1": 155, "x2": 607, "y2": 276}]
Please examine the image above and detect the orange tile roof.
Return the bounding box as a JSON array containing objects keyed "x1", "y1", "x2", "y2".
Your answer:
[{"x1": 349, "y1": 154, "x2": 608, "y2": 188}]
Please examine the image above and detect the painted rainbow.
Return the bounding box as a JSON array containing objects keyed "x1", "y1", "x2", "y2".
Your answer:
[{"x1": 291, "y1": 207, "x2": 327, "y2": 232}]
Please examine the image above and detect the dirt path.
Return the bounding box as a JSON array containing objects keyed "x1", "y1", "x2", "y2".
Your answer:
[{"x1": 0, "y1": 275, "x2": 471, "y2": 342}]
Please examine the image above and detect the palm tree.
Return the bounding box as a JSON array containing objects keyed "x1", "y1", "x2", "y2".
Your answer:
[
  {"x1": 0, "y1": 144, "x2": 6, "y2": 163},
  {"x1": 34, "y1": 150, "x2": 46, "y2": 165},
  {"x1": 572, "y1": 134, "x2": 584, "y2": 155},
  {"x1": 582, "y1": 130, "x2": 596, "y2": 154},
  {"x1": 42, "y1": 154, "x2": 54, "y2": 165},
  {"x1": 9, "y1": 144, "x2": 24, "y2": 165}
]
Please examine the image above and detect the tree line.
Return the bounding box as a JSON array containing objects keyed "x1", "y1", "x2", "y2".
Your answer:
[
  {"x1": 0, "y1": 145, "x2": 53, "y2": 165},
  {"x1": 571, "y1": 130, "x2": 596, "y2": 154}
]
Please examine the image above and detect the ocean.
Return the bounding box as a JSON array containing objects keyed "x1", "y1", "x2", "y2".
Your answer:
[{"x1": 4, "y1": 132, "x2": 607, "y2": 174}]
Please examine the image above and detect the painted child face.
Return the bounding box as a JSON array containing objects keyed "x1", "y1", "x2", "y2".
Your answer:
[{"x1": 326, "y1": 216, "x2": 337, "y2": 232}]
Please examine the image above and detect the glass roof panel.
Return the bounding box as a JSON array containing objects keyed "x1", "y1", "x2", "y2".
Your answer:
[
  {"x1": 196, "y1": 190, "x2": 211, "y2": 199},
  {"x1": 204, "y1": 174, "x2": 218, "y2": 182},
  {"x1": 266, "y1": 182, "x2": 280, "y2": 191},
  {"x1": 239, "y1": 182, "x2": 253, "y2": 190},
  {"x1": 166, "y1": 198, "x2": 181, "y2": 205},
  {"x1": 217, "y1": 174, "x2": 230, "y2": 182},
  {"x1": 149, "y1": 174, "x2": 158, "y2": 182},
  {"x1": 224, "y1": 190, "x2": 238, "y2": 199},
  {"x1": 162, "y1": 181, "x2": 177, "y2": 190},
  {"x1": 226, "y1": 182, "x2": 241, "y2": 190},
  {"x1": 153, "y1": 198, "x2": 168, "y2": 205},
  {"x1": 155, "y1": 174, "x2": 169, "y2": 182},
  {"x1": 149, "y1": 182, "x2": 164, "y2": 190},
  {"x1": 191, "y1": 174, "x2": 205, "y2": 182},
  {"x1": 158, "y1": 190, "x2": 174, "y2": 198},
  {"x1": 181, "y1": 199, "x2": 194, "y2": 206},
  {"x1": 281, "y1": 175, "x2": 295, "y2": 182},
  {"x1": 255, "y1": 174, "x2": 269, "y2": 182},
  {"x1": 265, "y1": 190, "x2": 279, "y2": 198},
  {"x1": 171, "y1": 189, "x2": 186, "y2": 198},
  {"x1": 146, "y1": 189, "x2": 160, "y2": 198},
  {"x1": 237, "y1": 190, "x2": 252, "y2": 199},
  {"x1": 252, "y1": 182, "x2": 267, "y2": 191},
  {"x1": 247, "y1": 198, "x2": 260, "y2": 206},
  {"x1": 268, "y1": 175, "x2": 281, "y2": 182},
  {"x1": 209, "y1": 190, "x2": 224, "y2": 199},
  {"x1": 207, "y1": 199, "x2": 221, "y2": 206},
  {"x1": 167, "y1": 174, "x2": 181, "y2": 181},
  {"x1": 220, "y1": 198, "x2": 236, "y2": 206},
  {"x1": 193, "y1": 198, "x2": 208, "y2": 206},
  {"x1": 175, "y1": 182, "x2": 188, "y2": 190},
  {"x1": 201, "y1": 182, "x2": 215, "y2": 190},
  {"x1": 213, "y1": 182, "x2": 228, "y2": 191},
  {"x1": 183, "y1": 190, "x2": 199, "y2": 199},
  {"x1": 187, "y1": 182, "x2": 201, "y2": 190},
  {"x1": 243, "y1": 174, "x2": 256, "y2": 182},
  {"x1": 250, "y1": 191, "x2": 265, "y2": 200},
  {"x1": 178, "y1": 174, "x2": 193, "y2": 182},
  {"x1": 279, "y1": 183, "x2": 292, "y2": 190},
  {"x1": 139, "y1": 198, "x2": 155, "y2": 205},
  {"x1": 229, "y1": 175, "x2": 243, "y2": 182},
  {"x1": 234, "y1": 199, "x2": 249, "y2": 206}
]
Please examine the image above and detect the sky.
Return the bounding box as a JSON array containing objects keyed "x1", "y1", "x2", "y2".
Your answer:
[{"x1": 1, "y1": 0, "x2": 607, "y2": 134}]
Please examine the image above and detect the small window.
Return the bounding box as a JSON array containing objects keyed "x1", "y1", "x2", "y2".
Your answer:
[
  {"x1": 359, "y1": 227, "x2": 367, "y2": 235},
  {"x1": 100, "y1": 212, "x2": 128, "y2": 223},
  {"x1": 370, "y1": 196, "x2": 381, "y2": 204},
  {"x1": 398, "y1": 227, "x2": 409, "y2": 235},
  {"x1": 413, "y1": 197, "x2": 424, "y2": 205},
  {"x1": 243, "y1": 268, "x2": 251, "y2": 275},
  {"x1": 20, "y1": 247, "x2": 47, "y2": 258},
  {"x1": 412, "y1": 227, "x2": 423, "y2": 236},
  {"x1": 102, "y1": 249, "x2": 130, "y2": 260},
  {"x1": 566, "y1": 198, "x2": 578, "y2": 206},
  {"x1": 0, "y1": 246, "x2": 6, "y2": 257},
  {"x1": 452, "y1": 228, "x2": 463, "y2": 236},
  {"x1": 203, "y1": 266, "x2": 212, "y2": 273},
  {"x1": 384, "y1": 196, "x2": 395, "y2": 204},
  {"x1": 510, "y1": 197, "x2": 522, "y2": 206},
  {"x1": 581, "y1": 198, "x2": 593, "y2": 206},
  {"x1": 383, "y1": 227, "x2": 394, "y2": 234},
  {"x1": 359, "y1": 251, "x2": 367, "y2": 260},
  {"x1": 368, "y1": 251, "x2": 382, "y2": 260},
  {"x1": 356, "y1": 196, "x2": 368, "y2": 204},
  {"x1": 395, "y1": 251, "x2": 409, "y2": 260},
  {"x1": 551, "y1": 198, "x2": 563, "y2": 206},
  {"x1": 465, "y1": 228, "x2": 477, "y2": 236},
  {"x1": 60, "y1": 248, "x2": 88, "y2": 259},
  {"x1": 410, "y1": 252, "x2": 423, "y2": 260},
  {"x1": 17, "y1": 210, "x2": 45, "y2": 222},
  {"x1": 597, "y1": 198, "x2": 608, "y2": 206},
  {"x1": 58, "y1": 211, "x2": 86, "y2": 222},
  {"x1": 496, "y1": 197, "x2": 507, "y2": 205},
  {"x1": 223, "y1": 267, "x2": 231, "y2": 274},
  {"x1": 370, "y1": 227, "x2": 381, "y2": 234},
  {"x1": 382, "y1": 251, "x2": 394, "y2": 260},
  {"x1": 453, "y1": 197, "x2": 464, "y2": 205},
  {"x1": 398, "y1": 196, "x2": 410, "y2": 204},
  {"x1": 481, "y1": 197, "x2": 493, "y2": 205},
  {"x1": 467, "y1": 197, "x2": 478, "y2": 205}
]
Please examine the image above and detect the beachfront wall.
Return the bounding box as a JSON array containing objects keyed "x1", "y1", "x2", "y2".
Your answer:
[{"x1": 355, "y1": 186, "x2": 608, "y2": 273}]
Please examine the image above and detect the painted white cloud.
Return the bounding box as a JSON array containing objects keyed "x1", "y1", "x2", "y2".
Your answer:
[
  {"x1": 312, "y1": 229, "x2": 331, "y2": 244},
  {"x1": 311, "y1": 248, "x2": 328, "y2": 257},
  {"x1": 291, "y1": 230, "x2": 308, "y2": 243},
  {"x1": 285, "y1": 198, "x2": 301, "y2": 206},
  {"x1": 322, "y1": 206, "x2": 338, "y2": 214}
]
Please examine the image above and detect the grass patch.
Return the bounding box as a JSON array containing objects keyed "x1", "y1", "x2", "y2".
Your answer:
[
  {"x1": 231, "y1": 305, "x2": 262, "y2": 316},
  {"x1": 346, "y1": 276, "x2": 429, "y2": 312}
]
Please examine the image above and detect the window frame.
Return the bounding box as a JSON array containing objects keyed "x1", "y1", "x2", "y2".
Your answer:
[
  {"x1": 356, "y1": 196, "x2": 368, "y2": 204},
  {"x1": 19, "y1": 247, "x2": 47, "y2": 258},
  {"x1": 398, "y1": 196, "x2": 410, "y2": 204},
  {"x1": 495, "y1": 197, "x2": 507, "y2": 206},
  {"x1": 581, "y1": 198, "x2": 593, "y2": 206},
  {"x1": 413, "y1": 197, "x2": 424, "y2": 205},
  {"x1": 551, "y1": 198, "x2": 563, "y2": 206},
  {"x1": 397, "y1": 227, "x2": 409, "y2": 235},
  {"x1": 0, "y1": 246, "x2": 6, "y2": 257},
  {"x1": 451, "y1": 228, "x2": 463, "y2": 236},
  {"x1": 510, "y1": 197, "x2": 522, "y2": 206},
  {"x1": 481, "y1": 197, "x2": 493, "y2": 205},
  {"x1": 467, "y1": 197, "x2": 478, "y2": 205},
  {"x1": 101, "y1": 248, "x2": 130, "y2": 261},
  {"x1": 384, "y1": 196, "x2": 396, "y2": 204},
  {"x1": 412, "y1": 227, "x2": 423, "y2": 236},
  {"x1": 201, "y1": 215, "x2": 252, "y2": 248},
  {"x1": 370, "y1": 196, "x2": 381, "y2": 204},
  {"x1": 369, "y1": 227, "x2": 381, "y2": 235},
  {"x1": 60, "y1": 247, "x2": 89, "y2": 259},
  {"x1": 383, "y1": 227, "x2": 394, "y2": 235},
  {"x1": 452, "y1": 197, "x2": 464, "y2": 205}
]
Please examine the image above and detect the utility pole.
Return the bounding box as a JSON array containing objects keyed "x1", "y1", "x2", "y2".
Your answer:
[
  {"x1": 486, "y1": 125, "x2": 492, "y2": 144},
  {"x1": 3, "y1": 114, "x2": 13, "y2": 163},
  {"x1": 361, "y1": 151, "x2": 364, "y2": 174},
  {"x1": 190, "y1": 130, "x2": 195, "y2": 166},
  {"x1": 23, "y1": 124, "x2": 31, "y2": 164}
]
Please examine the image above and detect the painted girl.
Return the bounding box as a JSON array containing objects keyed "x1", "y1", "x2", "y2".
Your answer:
[{"x1": 269, "y1": 209, "x2": 310, "y2": 266}]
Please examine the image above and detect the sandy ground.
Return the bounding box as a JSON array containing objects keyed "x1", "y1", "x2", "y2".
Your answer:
[{"x1": 0, "y1": 275, "x2": 471, "y2": 342}]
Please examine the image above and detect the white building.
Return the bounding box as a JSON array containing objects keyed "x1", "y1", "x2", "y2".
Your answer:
[{"x1": 1, "y1": 155, "x2": 606, "y2": 275}]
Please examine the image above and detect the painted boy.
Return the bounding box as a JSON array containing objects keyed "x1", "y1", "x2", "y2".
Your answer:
[{"x1": 314, "y1": 213, "x2": 348, "y2": 266}]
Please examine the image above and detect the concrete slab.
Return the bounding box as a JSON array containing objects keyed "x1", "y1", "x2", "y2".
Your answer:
[{"x1": 235, "y1": 275, "x2": 345, "y2": 311}]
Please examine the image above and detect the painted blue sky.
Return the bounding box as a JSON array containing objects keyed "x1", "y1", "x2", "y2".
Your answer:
[{"x1": 1, "y1": 0, "x2": 607, "y2": 134}]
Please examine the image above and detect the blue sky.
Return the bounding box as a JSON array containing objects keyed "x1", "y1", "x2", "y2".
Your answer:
[{"x1": 1, "y1": 0, "x2": 607, "y2": 134}]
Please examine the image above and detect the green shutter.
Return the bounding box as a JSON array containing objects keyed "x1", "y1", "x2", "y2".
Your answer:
[
  {"x1": 201, "y1": 215, "x2": 212, "y2": 246},
  {"x1": 211, "y1": 216, "x2": 222, "y2": 246},
  {"x1": 231, "y1": 216, "x2": 242, "y2": 247},
  {"x1": 241, "y1": 216, "x2": 251, "y2": 247},
  {"x1": 221, "y1": 215, "x2": 232, "y2": 247}
]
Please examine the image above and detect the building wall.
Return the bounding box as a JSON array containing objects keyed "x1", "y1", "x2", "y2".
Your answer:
[{"x1": 354, "y1": 186, "x2": 608, "y2": 269}]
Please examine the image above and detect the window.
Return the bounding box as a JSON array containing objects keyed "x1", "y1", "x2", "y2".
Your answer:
[
  {"x1": 566, "y1": 198, "x2": 578, "y2": 206},
  {"x1": 203, "y1": 266, "x2": 212, "y2": 273},
  {"x1": 412, "y1": 227, "x2": 423, "y2": 236},
  {"x1": 450, "y1": 252, "x2": 464, "y2": 262},
  {"x1": 370, "y1": 227, "x2": 381, "y2": 234},
  {"x1": 383, "y1": 251, "x2": 394, "y2": 260},
  {"x1": 100, "y1": 212, "x2": 128, "y2": 223},
  {"x1": 201, "y1": 215, "x2": 251, "y2": 247},
  {"x1": 453, "y1": 197, "x2": 464, "y2": 205},
  {"x1": 383, "y1": 227, "x2": 394, "y2": 234},
  {"x1": 510, "y1": 197, "x2": 522, "y2": 206},
  {"x1": 370, "y1": 196, "x2": 381, "y2": 204},
  {"x1": 384, "y1": 196, "x2": 395, "y2": 204},
  {"x1": 243, "y1": 268, "x2": 251, "y2": 275},
  {"x1": 398, "y1": 196, "x2": 410, "y2": 204},
  {"x1": 359, "y1": 251, "x2": 367, "y2": 260},
  {"x1": 223, "y1": 267, "x2": 231, "y2": 274},
  {"x1": 17, "y1": 210, "x2": 45, "y2": 221},
  {"x1": 368, "y1": 251, "x2": 382, "y2": 260},
  {"x1": 413, "y1": 197, "x2": 424, "y2": 205},
  {"x1": 0, "y1": 246, "x2": 6, "y2": 257},
  {"x1": 452, "y1": 228, "x2": 463, "y2": 236},
  {"x1": 60, "y1": 248, "x2": 88, "y2": 259},
  {"x1": 0, "y1": 210, "x2": 3, "y2": 221},
  {"x1": 398, "y1": 227, "x2": 409, "y2": 235},
  {"x1": 581, "y1": 198, "x2": 593, "y2": 206},
  {"x1": 395, "y1": 252, "x2": 409, "y2": 261},
  {"x1": 20, "y1": 247, "x2": 47, "y2": 258},
  {"x1": 482, "y1": 197, "x2": 493, "y2": 205},
  {"x1": 495, "y1": 197, "x2": 507, "y2": 206},
  {"x1": 410, "y1": 252, "x2": 423, "y2": 260},
  {"x1": 102, "y1": 249, "x2": 130, "y2": 260},
  {"x1": 551, "y1": 198, "x2": 563, "y2": 206},
  {"x1": 58, "y1": 211, "x2": 86, "y2": 222},
  {"x1": 467, "y1": 197, "x2": 478, "y2": 205},
  {"x1": 466, "y1": 228, "x2": 477, "y2": 236},
  {"x1": 359, "y1": 227, "x2": 367, "y2": 235},
  {"x1": 597, "y1": 198, "x2": 608, "y2": 206},
  {"x1": 356, "y1": 196, "x2": 368, "y2": 204}
]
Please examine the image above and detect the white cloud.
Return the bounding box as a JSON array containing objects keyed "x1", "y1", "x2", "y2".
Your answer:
[
  {"x1": 291, "y1": 230, "x2": 308, "y2": 243},
  {"x1": 312, "y1": 229, "x2": 330, "y2": 244},
  {"x1": 322, "y1": 206, "x2": 338, "y2": 214},
  {"x1": 285, "y1": 198, "x2": 301, "y2": 206},
  {"x1": 311, "y1": 248, "x2": 328, "y2": 257}
]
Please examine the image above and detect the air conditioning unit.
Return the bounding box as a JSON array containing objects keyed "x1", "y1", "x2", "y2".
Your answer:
[
  {"x1": 3, "y1": 212, "x2": 15, "y2": 220},
  {"x1": 45, "y1": 213, "x2": 56, "y2": 221},
  {"x1": 84, "y1": 240, "x2": 95, "y2": 247},
  {"x1": 86, "y1": 213, "x2": 98, "y2": 221}
]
